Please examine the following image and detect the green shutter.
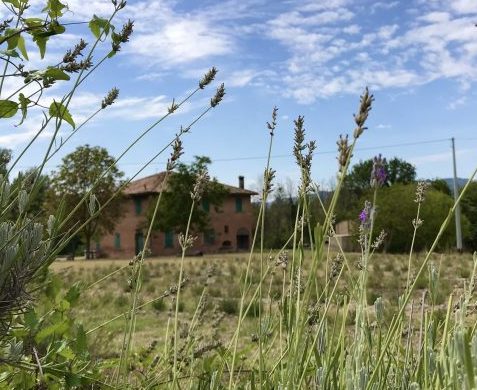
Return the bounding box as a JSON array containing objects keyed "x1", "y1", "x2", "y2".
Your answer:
[
  {"x1": 134, "y1": 197, "x2": 142, "y2": 215},
  {"x1": 204, "y1": 229, "x2": 215, "y2": 245},
  {"x1": 235, "y1": 197, "x2": 243, "y2": 212},
  {"x1": 165, "y1": 231, "x2": 174, "y2": 248},
  {"x1": 114, "y1": 233, "x2": 121, "y2": 249}
]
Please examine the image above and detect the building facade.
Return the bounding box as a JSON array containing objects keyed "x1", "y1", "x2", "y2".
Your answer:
[{"x1": 99, "y1": 173, "x2": 257, "y2": 258}]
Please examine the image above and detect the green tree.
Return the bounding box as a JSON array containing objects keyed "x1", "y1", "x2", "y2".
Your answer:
[
  {"x1": 430, "y1": 178, "x2": 452, "y2": 196},
  {"x1": 461, "y1": 181, "x2": 477, "y2": 251},
  {"x1": 262, "y1": 184, "x2": 297, "y2": 248},
  {"x1": 338, "y1": 156, "x2": 417, "y2": 220},
  {"x1": 366, "y1": 184, "x2": 469, "y2": 252},
  {"x1": 151, "y1": 156, "x2": 228, "y2": 234},
  {"x1": 48, "y1": 145, "x2": 124, "y2": 259}
]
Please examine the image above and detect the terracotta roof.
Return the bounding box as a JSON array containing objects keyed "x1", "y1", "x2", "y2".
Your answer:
[{"x1": 124, "y1": 172, "x2": 258, "y2": 196}]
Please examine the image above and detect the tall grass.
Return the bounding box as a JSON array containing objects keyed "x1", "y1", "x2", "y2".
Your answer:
[{"x1": 1, "y1": 1, "x2": 477, "y2": 389}]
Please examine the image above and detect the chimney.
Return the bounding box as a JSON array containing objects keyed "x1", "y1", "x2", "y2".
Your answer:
[{"x1": 238, "y1": 175, "x2": 244, "y2": 189}]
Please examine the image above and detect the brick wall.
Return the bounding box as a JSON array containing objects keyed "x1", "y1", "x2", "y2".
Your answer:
[{"x1": 99, "y1": 193, "x2": 256, "y2": 258}]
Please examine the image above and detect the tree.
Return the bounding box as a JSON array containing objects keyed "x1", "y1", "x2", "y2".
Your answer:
[
  {"x1": 48, "y1": 145, "x2": 124, "y2": 259},
  {"x1": 362, "y1": 183, "x2": 470, "y2": 252},
  {"x1": 430, "y1": 178, "x2": 452, "y2": 196},
  {"x1": 338, "y1": 156, "x2": 417, "y2": 220},
  {"x1": 461, "y1": 181, "x2": 477, "y2": 251},
  {"x1": 262, "y1": 184, "x2": 297, "y2": 248},
  {"x1": 151, "y1": 156, "x2": 228, "y2": 234},
  {"x1": 345, "y1": 156, "x2": 416, "y2": 194}
]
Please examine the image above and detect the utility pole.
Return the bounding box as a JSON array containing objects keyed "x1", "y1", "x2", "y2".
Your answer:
[{"x1": 451, "y1": 137, "x2": 463, "y2": 252}]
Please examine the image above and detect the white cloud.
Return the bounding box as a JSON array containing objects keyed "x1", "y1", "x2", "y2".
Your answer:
[
  {"x1": 128, "y1": 18, "x2": 233, "y2": 67},
  {"x1": 447, "y1": 96, "x2": 467, "y2": 110}
]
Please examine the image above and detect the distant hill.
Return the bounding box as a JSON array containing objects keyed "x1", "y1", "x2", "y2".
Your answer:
[{"x1": 442, "y1": 177, "x2": 470, "y2": 192}]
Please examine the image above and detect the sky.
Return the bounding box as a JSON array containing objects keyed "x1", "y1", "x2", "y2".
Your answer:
[{"x1": 1, "y1": 0, "x2": 477, "y2": 193}]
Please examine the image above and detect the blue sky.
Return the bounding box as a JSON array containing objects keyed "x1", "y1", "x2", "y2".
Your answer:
[{"x1": 1, "y1": 0, "x2": 477, "y2": 192}]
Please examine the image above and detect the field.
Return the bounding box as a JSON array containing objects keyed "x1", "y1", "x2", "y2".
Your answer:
[{"x1": 49, "y1": 251, "x2": 476, "y2": 360}]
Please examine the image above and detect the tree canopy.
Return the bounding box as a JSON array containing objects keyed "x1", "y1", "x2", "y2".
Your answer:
[
  {"x1": 364, "y1": 183, "x2": 469, "y2": 252},
  {"x1": 150, "y1": 156, "x2": 228, "y2": 234},
  {"x1": 47, "y1": 145, "x2": 124, "y2": 258}
]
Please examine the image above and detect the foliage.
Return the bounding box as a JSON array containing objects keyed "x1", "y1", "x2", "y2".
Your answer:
[
  {"x1": 345, "y1": 156, "x2": 416, "y2": 194},
  {"x1": 338, "y1": 156, "x2": 417, "y2": 220},
  {"x1": 260, "y1": 184, "x2": 297, "y2": 248},
  {"x1": 362, "y1": 183, "x2": 470, "y2": 252},
  {"x1": 0, "y1": 274, "x2": 101, "y2": 388},
  {"x1": 431, "y1": 178, "x2": 452, "y2": 196},
  {"x1": 47, "y1": 145, "x2": 124, "y2": 258},
  {"x1": 150, "y1": 156, "x2": 228, "y2": 234},
  {"x1": 461, "y1": 181, "x2": 477, "y2": 250}
]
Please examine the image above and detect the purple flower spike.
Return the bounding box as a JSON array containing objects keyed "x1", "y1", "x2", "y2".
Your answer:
[
  {"x1": 371, "y1": 154, "x2": 387, "y2": 188},
  {"x1": 359, "y1": 209, "x2": 368, "y2": 223}
]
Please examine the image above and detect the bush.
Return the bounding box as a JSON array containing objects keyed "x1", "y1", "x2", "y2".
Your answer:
[{"x1": 220, "y1": 298, "x2": 238, "y2": 315}]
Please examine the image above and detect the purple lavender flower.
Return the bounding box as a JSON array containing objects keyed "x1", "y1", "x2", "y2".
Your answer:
[
  {"x1": 371, "y1": 154, "x2": 387, "y2": 188},
  {"x1": 359, "y1": 200, "x2": 372, "y2": 228},
  {"x1": 359, "y1": 209, "x2": 368, "y2": 223}
]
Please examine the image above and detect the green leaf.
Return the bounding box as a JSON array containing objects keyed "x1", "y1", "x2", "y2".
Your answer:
[
  {"x1": 32, "y1": 34, "x2": 48, "y2": 58},
  {"x1": 5, "y1": 28, "x2": 19, "y2": 50},
  {"x1": 49, "y1": 100, "x2": 75, "y2": 129},
  {"x1": 42, "y1": 0, "x2": 67, "y2": 18},
  {"x1": 17, "y1": 93, "x2": 30, "y2": 126},
  {"x1": 65, "y1": 373, "x2": 82, "y2": 387},
  {"x1": 17, "y1": 35, "x2": 28, "y2": 60},
  {"x1": 35, "y1": 320, "x2": 69, "y2": 343},
  {"x1": 24, "y1": 308, "x2": 38, "y2": 329},
  {"x1": 73, "y1": 325, "x2": 87, "y2": 356},
  {"x1": 44, "y1": 67, "x2": 70, "y2": 81},
  {"x1": 45, "y1": 273, "x2": 62, "y2": 300},
  {"x1": 0, "y1": 100, "x2": 18, "y2": 118},
  {"x1": 0, "y1": 49, "x2": 20, "y2": 57},
  {"x1": 88, "y1": 15, "x2": 111, "y2": 39},
  {"x1": 65, "y1": 283, "x2": 81, "y2": 305}
]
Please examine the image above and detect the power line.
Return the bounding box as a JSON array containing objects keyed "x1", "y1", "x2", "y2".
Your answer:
[{"x1": 12, "y1": 136, "x2": 476, "y2": 170}]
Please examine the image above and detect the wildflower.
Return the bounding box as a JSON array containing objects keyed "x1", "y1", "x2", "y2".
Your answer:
[
  {"x1": 111, "y1": 20, "x2": 134, "y2": 52},
  {"x1": 353, "y1": 87, "x2": 374, "y2": 139},
  {"x1": 415, "y1": 181, "x2": 430, "y2": 203},
  {"x1": 329, "y1": 253, "x2": 343, "y2": 280},
  {"x1": 370, "y1": 154, "x2": 387, "y2": 188},
  {"x1": 191, "y1": 170, "x2": 209, "y2": 202},
  {"x1": 267, "y1": 106, "x2": 278, "y2": 136},
  {"x1": 166, "y1": 136, "x2": 183, "y2": 172},
  {"x1": 275, "y1": 251, "x2": 288, "y2": 269},
  {"x1": 63, "y1": 39, "x2": 87, "y2": 63},
  {"x1": 179, "y1": 233, "x2": 197, "y2": 249},
  {"x1": 372, "y1": 230, "x2": 387, "y2": 250},
  {"x1": 199, "y1": 67, "x2": 218, "y2": 89},
  {"x1": 263, "y1": 167, "x2": 276, "y2": 197},
  {"x1": 336, "y1": 134, "x2": 352, "y2": 174},
  {"x1": 101, "y1": 87, "x2": 119, "y2": 109},
  {"x1": 210, "y1": 83, "x2": 225, "y2": 107}
]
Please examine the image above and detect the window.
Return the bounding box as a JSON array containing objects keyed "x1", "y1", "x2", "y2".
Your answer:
[
  {"x1": 202, "y1": 199, "x2": 210, "y2": 212},
  {"x1": 114, "y1": 233, "x2": 121, "y2": 249},
  {"x1": 224, "y1": 225, "x2": 229, "y2": 234},
  {"x1": 165, "y1": 231, "x2": 174, "y2": 248},
  {"x1": 235, "y1": 197, "x2": 243, "y2": 212},
  {"x1": 134, "y1": 197, "x2": 142, "y2": 215},
  {"x1": 204, "y1": 229, "x2": 215, "y2": 245}
]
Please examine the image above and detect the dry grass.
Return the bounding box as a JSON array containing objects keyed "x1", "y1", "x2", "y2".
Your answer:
[{"x1": 48, "y1": 251, "x2": 474, "y2": 359}]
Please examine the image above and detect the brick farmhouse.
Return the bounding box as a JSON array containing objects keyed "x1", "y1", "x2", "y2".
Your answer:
[{"x1": 99, "y1": 173, "x2": 257, "y2": 258}]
